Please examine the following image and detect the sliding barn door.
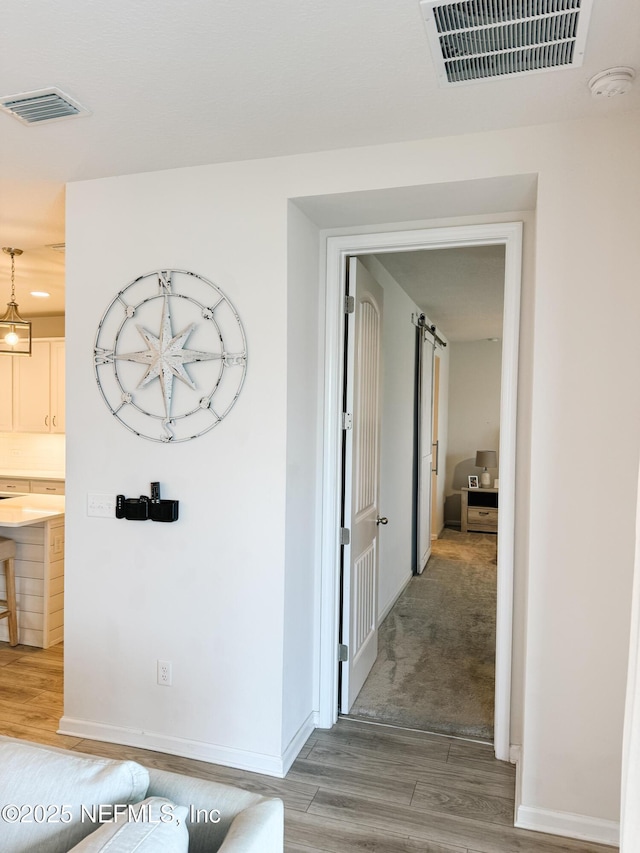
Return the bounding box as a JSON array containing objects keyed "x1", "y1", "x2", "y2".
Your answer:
[
  {"x1": 417, "y1": 326, "x2": 435, "y2": 573},
  {"x1": 430, "y1": 354, "x2": 441, "y2": 542}
]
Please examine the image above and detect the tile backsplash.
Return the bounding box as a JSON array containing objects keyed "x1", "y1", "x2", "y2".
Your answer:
[{"x1": 0, "y1": 433, "x2": 65, "y2": 474}]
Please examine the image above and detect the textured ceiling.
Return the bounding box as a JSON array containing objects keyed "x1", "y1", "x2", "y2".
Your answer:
[
  {"x1": 374, "y1": 245, "x2": 505, "y2": 341},
  {"x1": 0, "y1": 0, "x2": 639, "y2": 315}
]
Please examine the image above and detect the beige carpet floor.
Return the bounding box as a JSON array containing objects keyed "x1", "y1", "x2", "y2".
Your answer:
[{"x1": 349, "y1": 529, "x2": 497, "y2": 740}]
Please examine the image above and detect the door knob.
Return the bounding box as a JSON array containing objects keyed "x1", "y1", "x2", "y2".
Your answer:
[{"x1": 376, "y1": 516, "x2": 388, "y2": 525}]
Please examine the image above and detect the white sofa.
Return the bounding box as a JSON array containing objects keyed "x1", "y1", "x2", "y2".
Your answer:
[{"x1": 0, "y1": 736, "x2": 284, "y2": 852}]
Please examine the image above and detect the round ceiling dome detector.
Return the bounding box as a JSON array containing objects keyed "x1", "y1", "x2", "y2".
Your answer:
[{"x1": 589, "y1": 67, "x2": 635, "y2": 98}]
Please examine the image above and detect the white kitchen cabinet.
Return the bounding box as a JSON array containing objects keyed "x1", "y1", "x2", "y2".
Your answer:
[
  {"x1": 49, "y1": 340, "x2": 65, "y2": 433},
  {"x1": 0, "y1": 357, "x2": 12, "y2": 432},
  {"x1": 12, "y1": 339, "x2": 65, "y2": 433}
]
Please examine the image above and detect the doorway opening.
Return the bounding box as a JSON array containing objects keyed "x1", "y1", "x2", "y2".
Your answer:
[
  {"x1": 318, "y1": 222, "x2": 522, "y2": 761},
  {"x1": 341, "y1": 247, "x2": 505, "y2": 741},
  {"x1": 0, "y1": 303, "x2": 66, "y2": 743}
]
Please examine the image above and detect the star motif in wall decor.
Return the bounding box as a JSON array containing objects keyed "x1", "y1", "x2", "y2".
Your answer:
[
  {"x1": 94, "y1": 268, "x2": 247, "y2": 442},
  {"x1": 115, "y1": 293, "x2": 218, "y2": 419}
]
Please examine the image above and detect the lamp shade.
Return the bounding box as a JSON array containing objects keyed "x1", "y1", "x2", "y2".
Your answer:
[
  {"x1": 0, "y1": 304, "x2": 31, "y2": 355},
  {"x1": 475, "y1": 450, "x2": 497, "y2": 469}
]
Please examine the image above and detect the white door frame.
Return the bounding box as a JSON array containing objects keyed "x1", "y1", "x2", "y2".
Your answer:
[{"x1": 317, "y1": 222, "x2": 522, "y2": 762}]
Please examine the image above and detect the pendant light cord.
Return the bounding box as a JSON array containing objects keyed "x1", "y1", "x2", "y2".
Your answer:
[{"x1": 9, "y1": 251, "x2": 16, "y2": 303}]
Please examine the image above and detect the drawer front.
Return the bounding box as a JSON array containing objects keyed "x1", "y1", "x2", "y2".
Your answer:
[
  {"x1": 0, "y1": 478, "x2": 29, "y2": 495},
  {"x1": 30, "y1": 480, "x2": 65, "y2": 495},
  {"x1": 468, "y1": 508, "x2": 498, "y2": 528}
]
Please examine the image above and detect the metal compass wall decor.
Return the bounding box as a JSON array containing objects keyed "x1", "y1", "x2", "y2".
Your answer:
[{"x1": 94, "y1": 269, "x2": 247, "y2": 442}]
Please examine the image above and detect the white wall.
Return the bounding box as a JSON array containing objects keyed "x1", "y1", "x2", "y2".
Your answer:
[
  {"x1": 64, "y1": 165, "x2": 289, "y2": 772},
  {"x1": 445, "y1": 340, "x2": 502, "y2": 525},
  {"x1": 359, "y1": 255, "x2": 419, "y2": 619},
  {"x1": 63, "y1": 113, "x2": 640, "y2": 837},
  {"x1": 516, "y1": 116, "x2": 638, "y2": 837},
  {"x1": 282, "y1": 202, "x2": 321, "y2": 754}
]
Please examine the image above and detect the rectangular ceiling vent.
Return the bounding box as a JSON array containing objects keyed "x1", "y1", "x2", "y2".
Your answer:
[
  {"x1": 419, "y1": 0, "x2": 593, "y2": 86},
  {"x1": 0, "y1": 87, "x2": 90, "y2": 125}
]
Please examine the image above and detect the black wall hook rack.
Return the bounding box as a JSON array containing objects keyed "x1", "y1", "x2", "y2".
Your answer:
[{"x1": 116, "y1": 482, "x2": 179, "y2": 522}]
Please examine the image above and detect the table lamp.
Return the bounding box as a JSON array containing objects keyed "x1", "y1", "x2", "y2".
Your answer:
[{"x1": 475, "y1": 450, "x2": 497, "y2": 488}]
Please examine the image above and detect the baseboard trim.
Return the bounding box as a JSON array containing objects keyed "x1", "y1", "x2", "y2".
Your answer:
[
  {"x1": 281, "y1": 711, "x2": 317, "y2": 776},
  {"x1": 511, "y1": 745, "x2": 522, "y2": 827},
  {"x1": 511, "y1": 745, "x2": 618, "y2": 846},
  {"x1": 515, "y1": 805, "x2": 619, "y2": 847},
  {"x1": 378, "y1": 572, "x2": 413, "y2": 625},
  {"x1": 58, "y1": 716, "x2": 286, "y2": 778},
  {"x1": 431, "y1": 522, "x2": 446, "y2": 541}
]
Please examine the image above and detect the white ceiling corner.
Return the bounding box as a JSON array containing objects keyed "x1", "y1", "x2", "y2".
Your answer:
[{"x1": 374, "y1": 245, "x2": 506, "y2": 341}]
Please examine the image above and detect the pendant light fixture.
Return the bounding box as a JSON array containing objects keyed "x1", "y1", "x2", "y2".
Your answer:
[{"x1": 1, "y1": 247, "x2": 31, "y2": 355}]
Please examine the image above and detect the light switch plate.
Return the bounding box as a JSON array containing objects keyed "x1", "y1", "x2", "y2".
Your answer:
[{"x1": 87, "y1": 493, "x2": 116, "y2": 518}]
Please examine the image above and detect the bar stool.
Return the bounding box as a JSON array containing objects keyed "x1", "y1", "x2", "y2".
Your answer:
[{"x1": 0, "y1": 537, "x2": 18, "y2": 646}]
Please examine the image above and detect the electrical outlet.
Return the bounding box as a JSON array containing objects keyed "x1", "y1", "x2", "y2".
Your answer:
[
  {"x1": 157, "y1": 660, "x2": 172, "y2": 686},
  {"x1": 87, "y1": 493, "x2": 116, "y2": 518}
]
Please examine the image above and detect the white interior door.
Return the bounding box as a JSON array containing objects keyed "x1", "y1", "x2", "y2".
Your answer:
[
  {"x1": 417, "y1": 327, "x2": 435, "y2": 573},
  {"x1": 340, "y1": 257, "x2": 384, "y2": 713}
]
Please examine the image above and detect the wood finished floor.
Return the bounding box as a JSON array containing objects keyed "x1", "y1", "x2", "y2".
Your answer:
[{"x1": 0, "y1": 642, "x2": 617, "y2": 852}]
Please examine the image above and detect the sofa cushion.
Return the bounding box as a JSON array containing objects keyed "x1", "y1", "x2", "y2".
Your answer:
[
  {"x1": 0, "y1": 740, "x2": 149, "y2": 853},
  {"x1": 217, "y1": 799, "x2": 285, "y2": 853},
  {"x1": 67, "y1": 797, "x2": 189, "y2": 852}
]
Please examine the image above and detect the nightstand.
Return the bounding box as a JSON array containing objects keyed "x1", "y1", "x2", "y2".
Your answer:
[{"x1": 461, "y1": 487, "x2": 498, "y2": 533}]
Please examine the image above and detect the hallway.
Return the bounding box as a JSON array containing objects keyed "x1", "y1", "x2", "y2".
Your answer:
[{"x1": 350, "y1": 529, "x2": 497, "y2": 740}]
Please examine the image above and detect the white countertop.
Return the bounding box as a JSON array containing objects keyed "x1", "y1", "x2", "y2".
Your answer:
[
  {"x1": 0, "y1": 494, "x2": 65, "y2": 527},
  {"x1": 0, "y1": 470, "x2": 65, "y2": 481}
]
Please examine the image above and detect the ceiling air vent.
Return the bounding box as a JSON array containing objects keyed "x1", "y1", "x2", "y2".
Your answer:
[
  {"x1": 0, "y1": 87, "x2": 90, "y2": 125},
  {"x1": 419, "y1": 0, "x2": 593, "y2": 86}
]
